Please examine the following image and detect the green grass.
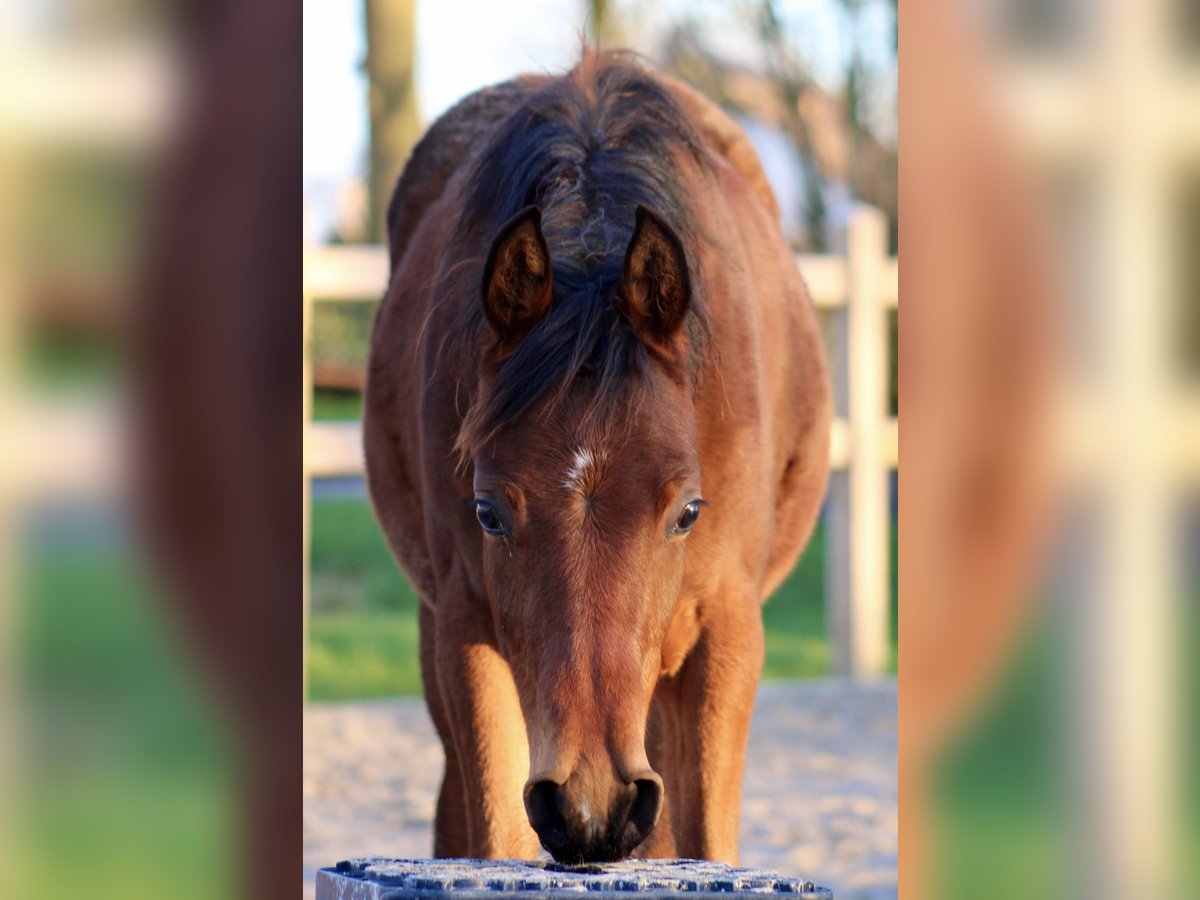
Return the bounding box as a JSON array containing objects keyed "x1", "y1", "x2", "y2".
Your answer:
[
  {"x1": 309, "y1": 496, "x2": 424, "y2": 699},
  {"x1": 313, "y1": 388, "x2": 365, "y2": 420},
  {"x1": 310, "y1": 613, "x2": 424, "y2": 699},
  {"x1": 19, "y1": 545, "x2": 235, "y2": 900},
  {"x1": 313, "y1": 302, "x2": 375, "y2": 368},
  {"x1": 931, "y1": 597, "x2": 1200, "y2": 898},
  {"x1": 25, "y1": 332, "x2": 121, "y2": 394},
  {"x1": 17, "y1": 773, "x2": 234, "y2": 900},
  {"x1": 932, "y1": 617, "x2": 1068, "y2": 899},
  {"x1": 760, "y1": 525, "x2": 831, "y2": 678},
  {"x1": 309, "y1": 497, "x2": 899, "y2": 700}
]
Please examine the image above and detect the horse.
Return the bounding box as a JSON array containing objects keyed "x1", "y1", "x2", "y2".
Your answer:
[{"x1": 364, "y1": 51, "x2": 830, "y2": 865}]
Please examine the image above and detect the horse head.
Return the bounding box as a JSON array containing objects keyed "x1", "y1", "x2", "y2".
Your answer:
[{"x1": 466, "y1": 204, "x2": 704, "y2": 862}]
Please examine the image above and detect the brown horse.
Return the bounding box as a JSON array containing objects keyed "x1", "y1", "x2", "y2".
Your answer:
[{"x1": 364, "y1": 51, "x2": 830, "y2": 865}]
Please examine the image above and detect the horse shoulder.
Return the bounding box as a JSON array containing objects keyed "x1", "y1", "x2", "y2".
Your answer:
[
  {"x1": 366, "y1": 181, "x2": 470, "y2": 604},
  {"x1": 694, "y1": 160, "x2": 830, "y2": 602}
]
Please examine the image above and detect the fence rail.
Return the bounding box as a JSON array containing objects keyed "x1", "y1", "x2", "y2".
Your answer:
[{"x1": 303, "y1": 205, "x2": 899, "y2": 681}]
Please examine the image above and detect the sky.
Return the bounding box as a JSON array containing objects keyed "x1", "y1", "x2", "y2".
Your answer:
[{"x1": 302, "y1": 0, "x2": 896, "y2": 237}]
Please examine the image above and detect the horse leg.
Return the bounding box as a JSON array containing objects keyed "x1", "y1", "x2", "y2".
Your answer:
[
  {"x1": 419, "y1": 604, "x2": 470, "y2": 856},
  {"x1": 433, "y1": 588, "x2": 542, "y2": 859},
  {"x1": 657, "y1": 595, "x2": 764, "y2": 863},
  {"x1": 634, "y1": 695, "x2": 678, "y2": 858}
]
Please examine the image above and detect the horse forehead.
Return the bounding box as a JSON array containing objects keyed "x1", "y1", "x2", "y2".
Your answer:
[{"x1": 561, "y1": 444, "x2": 607, "y2": 493}]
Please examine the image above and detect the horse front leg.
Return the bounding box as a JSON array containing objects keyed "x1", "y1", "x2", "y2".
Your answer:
[
  {"x1": 658, "y1": 595, "x2": 764, "y2": 863},
  {"x1": 418, "y1": 604, "x2": 470, "y2": 857},
  {"x1": 433, "y1": 589, "x2": 542, "y2": 859}
]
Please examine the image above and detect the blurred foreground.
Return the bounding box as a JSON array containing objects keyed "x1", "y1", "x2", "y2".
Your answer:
[
  {"x1": 1, "y1": 1, "x2": 300, "y2": 898},
  {"x1": 901, "y1": 1, "x2": 1199, "y2": 898}
]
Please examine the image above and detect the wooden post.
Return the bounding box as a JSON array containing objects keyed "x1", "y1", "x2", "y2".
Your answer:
[
  {"x1": 826, "y1": 205, "x2": 890, "y2": 676},
  {"x1": 1075, "y1": 2, "x2": 1174, "y2": 894},
  {"x1": 302, "y1": 209, "x2": 313, "y2": 702}
]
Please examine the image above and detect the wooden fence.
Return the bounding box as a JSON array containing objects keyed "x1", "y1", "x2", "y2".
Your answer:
[{"x1": 303, "y1": 204, "x2": 898, "y2": 690}]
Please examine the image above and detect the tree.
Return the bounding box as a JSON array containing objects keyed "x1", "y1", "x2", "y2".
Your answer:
[
  {"x1": 364, "y1": 0, "x2": 421, "y2": 243},
  {"x1": 756, "y1": 0, "x2": 828, "y2": 250}
]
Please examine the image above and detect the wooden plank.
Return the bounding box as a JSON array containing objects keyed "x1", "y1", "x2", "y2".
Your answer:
[
  {"x1": 3, "y1": 42, "x2": 174, "y2": 148},
  {"x1": 309, "y1": 246, "x2": 896, "y2": 309},
  {"x1": 306, "y1": 421, "x2": 366, "y2": 477},
  {"x1": 303, "y1": 416, "x2": 895, "y2": 479},
  {"x1": 307, "y1": 245, "x2": 390, "y2": 300},
  {"x1": 795, "y1": 255, "x2": 847, "y2": 308},
  {"x1": 10, "y1": 402, "x2": 124, "y2": 501},
  {"x1": 1001, "y1": 62, "x2": 1095, "y2": 165}
]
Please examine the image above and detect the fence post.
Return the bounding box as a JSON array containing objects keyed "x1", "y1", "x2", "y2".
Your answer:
[
  {"x1": 826, "y1": 204, "x2": 890, "y2": 676},
  {"x1": 302, "y1": 209, "x2": 313, "y2": 702}
]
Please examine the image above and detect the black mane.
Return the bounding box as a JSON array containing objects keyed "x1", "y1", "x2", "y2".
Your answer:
[{"x1": 453, "y1": 52, "x2": 715, "y2": 457}]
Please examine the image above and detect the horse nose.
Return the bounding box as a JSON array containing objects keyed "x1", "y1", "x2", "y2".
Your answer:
[
  {"x1": 523, "y1": 770, "x2": 663, "y2": 863},
  {"x1": 626, "y1": 770, "x2": 664, "y2": 845},
  {"x1": 524, "y1": 779, "x2": 571, "y2": 855}
]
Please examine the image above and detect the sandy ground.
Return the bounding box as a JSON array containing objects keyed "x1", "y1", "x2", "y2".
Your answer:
[{"x1": 304, "y1": 677, "x2": 896, "y2": 899}]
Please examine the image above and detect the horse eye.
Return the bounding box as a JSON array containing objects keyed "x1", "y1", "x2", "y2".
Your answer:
[
  {"x1": 675, "y1": 500, "x2": 703, "y2": 533},
  {"x1": 474, "y1": 500, "x2": 505, "y2": 536}
]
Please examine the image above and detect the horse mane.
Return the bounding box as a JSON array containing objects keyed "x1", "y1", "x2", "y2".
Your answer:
[{"x1": 451, "y1": 50, "x2": 716, "y2": 460}]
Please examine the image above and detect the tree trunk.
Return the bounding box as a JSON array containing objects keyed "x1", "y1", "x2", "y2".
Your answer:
[{"x1": 364, "y1": 0, "x2": 421, "y2": 243}]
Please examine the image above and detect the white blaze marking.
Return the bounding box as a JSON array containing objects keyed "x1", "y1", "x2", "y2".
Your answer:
[{"x1": 562, "y1": 446, "x2": 603, "y2": 493}]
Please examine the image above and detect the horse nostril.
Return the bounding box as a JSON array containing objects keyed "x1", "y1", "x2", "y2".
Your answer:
[
  {"x1": 625, "y1": 775, "x2": 664, "y2": 845},
  {"x1": 527, "y1": 771, "x2": 662, "y2": 862},
  {"x1": 524, "y1": 780, "x2": 568, "y2": 851}
]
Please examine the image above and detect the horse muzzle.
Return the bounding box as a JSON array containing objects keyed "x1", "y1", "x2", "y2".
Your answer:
[{"x1": 523, "y1": 768, "x2": 664, "y2": 863}]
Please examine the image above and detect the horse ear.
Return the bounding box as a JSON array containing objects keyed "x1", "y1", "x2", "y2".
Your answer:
[
  {"x1": 482, "y1": 206, "x2": 553, "y2": 343},
  {"x1": 618, "y1": 206, "x2": 691, "y2": 349}
]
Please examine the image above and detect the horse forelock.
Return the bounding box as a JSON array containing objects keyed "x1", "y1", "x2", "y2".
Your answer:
[{"x1": 450, "y1": 51, "x2": 716, "y2": 464}]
